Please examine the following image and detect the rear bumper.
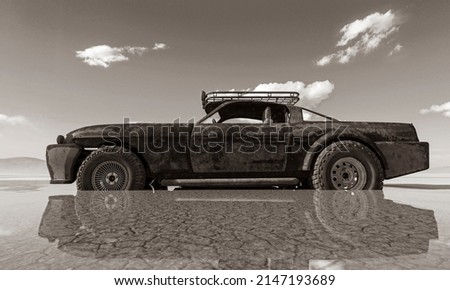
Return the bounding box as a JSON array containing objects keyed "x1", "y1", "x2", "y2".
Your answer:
[
  {"x1": 46, "y1": 144, "x2": 82, "y2": 184},
  {"x1": 376, "y1": 141, "x2": 429, "y2": 179}
]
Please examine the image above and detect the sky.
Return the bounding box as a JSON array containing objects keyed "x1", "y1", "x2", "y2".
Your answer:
[{"x1": 0, "y1": 0, "x2": 449, "y2": 168}]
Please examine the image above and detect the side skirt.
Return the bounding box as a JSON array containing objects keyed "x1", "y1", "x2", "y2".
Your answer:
[{"x1": 160, "y1": 177, "x2": 299, "y2": 187}]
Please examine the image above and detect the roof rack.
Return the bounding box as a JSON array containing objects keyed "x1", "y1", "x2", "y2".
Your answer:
[{"x1": 202, "y1": 91, "x2": 300, "y2": 109}]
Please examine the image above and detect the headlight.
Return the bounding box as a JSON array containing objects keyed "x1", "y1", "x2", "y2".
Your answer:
[{"x1": 56, "y1": 135, "x2": 65, "y2": 144}]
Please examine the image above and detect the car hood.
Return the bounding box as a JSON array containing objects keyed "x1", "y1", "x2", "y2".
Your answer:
[{"x1": 66, "y1": 123, "x2": 193, "y2": 142}]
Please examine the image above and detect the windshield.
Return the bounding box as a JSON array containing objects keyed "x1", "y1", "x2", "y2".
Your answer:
[{"x1": 198, "y1": 101, "x2": 289, "y2": 124}]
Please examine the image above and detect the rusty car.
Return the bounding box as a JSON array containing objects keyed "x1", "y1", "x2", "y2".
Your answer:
[{"x1": 46, "y1": 91, "x2": 429, "y2": 190}]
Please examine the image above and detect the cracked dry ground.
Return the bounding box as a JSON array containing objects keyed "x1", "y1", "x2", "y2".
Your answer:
[{"x1": 1, "y1": 186, "x2": 450, "y2": 269}]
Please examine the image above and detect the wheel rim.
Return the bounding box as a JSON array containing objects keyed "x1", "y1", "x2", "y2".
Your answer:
[
  {"x1": 91, "y1": 161, "x2": 129, "y2": 190},
  {"x1": 330, "y1": 157, "x2": 367, "y2": 190}
]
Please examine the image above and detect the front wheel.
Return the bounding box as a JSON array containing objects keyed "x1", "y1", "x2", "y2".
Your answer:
[
  {"x1": 77, "y1": 146, "x2": 146, "y2": 191},
  {"x1": 311, "y1": 141, "x2": 383, "y2": 190}
]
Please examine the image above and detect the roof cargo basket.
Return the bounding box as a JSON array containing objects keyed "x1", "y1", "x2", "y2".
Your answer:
[{"x1": 201, "y1": 91, "x2": 300, "y2": 109}]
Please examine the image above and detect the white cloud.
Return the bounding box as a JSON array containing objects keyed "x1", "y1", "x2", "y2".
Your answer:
[
  {"x1": 316, "y1": 55, "x2": 333, "y2": 66},
  {"x1": 420, "y1": 102, "x2": 450, "y2": 118},
  {"x1": 124, "y1": 46, "x2": 148, "y2": 55},
  {"x1": 0, "y1": 228, "x2": 12, "y2": 236},
  {"x1": 317, "y1": 10, "x2": 400, "y2": 66},
  {"x1": 388, "y1": 44, "x2": 403, "y2": 56},
  {"x1": 76, "y1": 45, "x2": 149, "y2": 68},
  {"x1": 0, "y1": 114, "x2": 29, "y2": 126},
  {"x1": 337, "y1": 10, "x2": 398, "y2": 46},
  {"x1": 152, "y1": 43, "x2": 168, "y2": 51},
  {"x1": 253, "y1": 80, "x2": 335, "y2": 109}
]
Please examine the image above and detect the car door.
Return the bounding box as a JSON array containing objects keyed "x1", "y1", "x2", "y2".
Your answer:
[{"x1": 189, "y1": 104, "x2": 292, "y2": 175}]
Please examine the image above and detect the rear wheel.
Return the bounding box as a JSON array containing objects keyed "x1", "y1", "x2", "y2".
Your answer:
[
  {"x1": 311, "y1": 141, "x2": 383, "y2": 190},
  {"x1": 77, "y1": 146, "x2": 146, "y2": 191}
]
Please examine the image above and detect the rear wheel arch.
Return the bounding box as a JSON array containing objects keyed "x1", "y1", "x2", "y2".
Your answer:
[
  {"x1": 302, "y1": 135, "x2": 387, "y2": 173},
  {"x1": 311, "y1": 140, "x2": 384, "y2": 190}
]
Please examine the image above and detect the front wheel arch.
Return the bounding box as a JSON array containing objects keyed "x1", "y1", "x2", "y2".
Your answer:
[{"x1": 76, "y1": 146, "x2": 146, "y2": 191}]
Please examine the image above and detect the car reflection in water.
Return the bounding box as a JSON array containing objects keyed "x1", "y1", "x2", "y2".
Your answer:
[{"x1": 38, "y1": 189, "x2": 438, "y2": 269}]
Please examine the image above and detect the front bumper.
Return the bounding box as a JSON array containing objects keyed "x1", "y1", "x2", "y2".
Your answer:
[
  {"x1": 46, "y1": 144, "x2": 82, "y2": 184},
  {"x1": 376, "y1": 141, "x2": 429, "y2": 179}
]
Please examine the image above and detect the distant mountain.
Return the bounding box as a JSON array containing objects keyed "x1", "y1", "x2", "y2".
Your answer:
[
  {"x1": 0, "y1": 157, "x2": 48, "y2": 175},
  {"x1": 424, "y1": 166, "x2": 450, "y2": 174},
  {"x1": 384, "y1": 165, "x2": 450, "y2": 187}
]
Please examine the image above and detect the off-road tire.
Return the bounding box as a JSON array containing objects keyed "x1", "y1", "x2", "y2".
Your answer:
[
  {"x1": 77, "y1": 146, "x2": 146, "y2": 191},
  {"x1": 311, "y1": 141, "x2": 383, "y2": 190}
]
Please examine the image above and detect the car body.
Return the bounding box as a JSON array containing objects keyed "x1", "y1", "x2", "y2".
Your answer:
[{"x1": 46, "y1": 91, "x2": 429, "y2": 190}]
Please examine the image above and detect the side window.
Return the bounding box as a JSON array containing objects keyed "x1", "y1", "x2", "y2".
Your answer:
[
  {"x1": 302, "y1": 109, "x2": 328, "y2": 122},
  {"x1": 271, "y1": 106, "x2": 288, "y2": 123},
  {"x1": 200, "y1": 103, "x2": 290, "y2": 124}
]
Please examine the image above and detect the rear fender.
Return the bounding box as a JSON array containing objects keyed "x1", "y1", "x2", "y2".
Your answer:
[{"x1": 301, "y1": 132, "x2": 387, "y2": 172}]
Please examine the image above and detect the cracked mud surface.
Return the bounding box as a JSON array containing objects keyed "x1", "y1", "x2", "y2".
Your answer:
[{"x1": 1, "y1": 181, "x2": 450, "y2": 269}]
